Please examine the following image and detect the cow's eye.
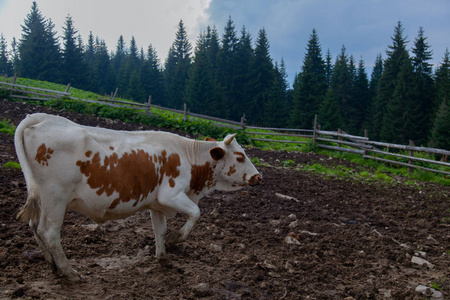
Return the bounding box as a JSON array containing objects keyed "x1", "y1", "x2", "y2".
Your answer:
[{"x1": 234, "y1": 152, "x2": 245, "y2": 163}]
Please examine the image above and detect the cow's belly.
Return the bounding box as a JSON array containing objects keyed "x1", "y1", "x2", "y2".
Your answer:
[{"x1": 68, "y1": 189, "x2": 178, "y2": 224}]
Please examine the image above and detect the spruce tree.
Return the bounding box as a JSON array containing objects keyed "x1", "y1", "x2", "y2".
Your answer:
[
  {"x1": 249, "y1": 28, "x2": 275, "y2": 125},
  {"x1": 217, "y1": 17, "x2": 239, "y2": 119},
  {"x1": 0, "y1": 33, "x2": 13, "y2": 76},
  {"x1": 290, "y1": 29, "x2": 327, "y2": 129},
  {"x1": 10, "y1": 37, "x2": 19, "y2": 73},
  {"x1": 233, "y1": 27, "x2": 254, "y2": 122},
  {"x1": 61, "y1": 15, "x2": 86, "y2": 88},
  {"x1": 353, "y1": 58, "x2": 370, "y2": 135},
  {"x1": 18, "y1": 1, "x2": 61, "y2": 82},
  {"x1": 412, "y1": 27, "x2": 435, "y2": 144},
  {"x1": 318, "y1": 88, "x2": 343, "y2": 130},
  {"x1": 164, "y1": 20, "x2": 192, "y2": 109},
  {"x1": 184, "y1": 27, "x2": 223, "y2": 116},
  {"x1": 329, "y1": 46, "x2": 353, "y2": 131},
  {"x1": 381, "y1": 55, "x2": 419, "y2": 144},
  {"x1": 429, "y1": 49, "x2": 450, "y2": 149},
  {"x1": 140, "y1": 44, "x2": 165, "y2": 105},
  {"x1": 375, "y1": 22, "x2": 410, "y2": 142}
]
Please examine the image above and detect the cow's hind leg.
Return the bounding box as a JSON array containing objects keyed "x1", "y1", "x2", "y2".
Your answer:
[
  {"x1": 37, "y1": 200, "x2": 80, "y2": 281},
  {"x1": 29, "y1": 219, "x2": 57, "y2": 272},
  {"x1": 150, "y1": 210, "x2": 172, "y2": 267}
]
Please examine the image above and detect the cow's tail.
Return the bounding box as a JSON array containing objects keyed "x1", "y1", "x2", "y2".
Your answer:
[{"x1": 14, "y1": 114, "x2": 45, "y2": 226}]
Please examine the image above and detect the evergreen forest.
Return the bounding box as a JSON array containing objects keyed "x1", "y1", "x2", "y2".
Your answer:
[{"x1": 0, "y1": 2, "x2": 449, "y2": 149}]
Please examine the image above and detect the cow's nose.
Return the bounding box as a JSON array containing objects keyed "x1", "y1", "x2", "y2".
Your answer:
[{"x1": 249, "y1": 174, "x2": 263, "y2": 186}]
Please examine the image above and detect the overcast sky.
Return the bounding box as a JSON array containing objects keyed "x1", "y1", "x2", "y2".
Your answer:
[{"x1": 0, "y1": 0, "x2": 449, "y2": 86}]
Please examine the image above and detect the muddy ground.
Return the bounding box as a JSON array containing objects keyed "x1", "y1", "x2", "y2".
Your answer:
[{"x1": 0, "y1": 99, "x2": 449, "y2": 299}]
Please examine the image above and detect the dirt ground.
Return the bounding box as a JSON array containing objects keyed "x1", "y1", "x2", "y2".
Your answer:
[{"x1": 1, "y1": 99, "x2": 449, "y2": 299}]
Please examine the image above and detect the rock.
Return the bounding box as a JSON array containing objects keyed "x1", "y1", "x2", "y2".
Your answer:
[
  {"x1": 411, "y1": 256, "x2": 435, "y2": 269},
  {"x1": 269, "y1": 219, "x2": 281, "y2": 226},
  {"x1": 414, "y1": 250, "x2": 427, "y2": 258},
  {"x1": 288, "y1": 214, "x2": 297, "y2": 220},
  {"x1": 208, "y1": 243, "x2": 223, "y2": 252},
  {"x1": 288, "y1": 220, "x2": 298, "y2": 228},
  {"x1": 415, "y1": 285, "x2": 443, "y2": 300}
]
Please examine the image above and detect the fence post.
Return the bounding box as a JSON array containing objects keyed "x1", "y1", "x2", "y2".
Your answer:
[
  {"x1": 183, "y1": 103, "x2": 187, "y2": 121},
  {"x1": 409, "y1": 140, "x2": 414, "y2": 172},
  {"x1": 313, "y1": 114, "x2": 318, "y2": 146},
  {"x1": 10, "y1": 73, "x2": 17, "y2": 95},
  {"x1": 241, "y1": 113, "x2": 246, "y2": 131},
  {"x1": 338, "y1": 128, "x2": 343, "y2": 148},
  {"x1": 65, "y1": 83, "x2": 71, "y2": 93},
  {"x1": 112, "y1": 88, "x2": 118, "y2": 101},
  {"x1": 145, "y1": 95, "x2": 152, "y2": 115}
]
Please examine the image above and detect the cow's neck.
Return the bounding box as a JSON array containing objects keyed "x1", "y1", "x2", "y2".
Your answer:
[{"x1": 185, "y1": 139, "x2": 217, "y2": 167}]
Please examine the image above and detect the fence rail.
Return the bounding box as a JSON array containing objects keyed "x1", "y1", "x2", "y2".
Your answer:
[{"x1": 1, "y1": 81, "x2": 449, "y2": 176}]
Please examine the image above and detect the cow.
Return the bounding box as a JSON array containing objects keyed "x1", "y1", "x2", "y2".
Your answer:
[{"x1": 14, "y1": 113, "x2": 262, "y2": 281}]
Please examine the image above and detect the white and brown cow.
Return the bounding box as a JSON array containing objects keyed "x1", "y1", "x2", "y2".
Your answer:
[{"x1": 15, "y1": 113, "x2": 262, "y2": 280}]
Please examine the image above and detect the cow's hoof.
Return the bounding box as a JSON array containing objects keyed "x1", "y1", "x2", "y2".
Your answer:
[
  {"x1": 158, "y1": 257, "x2": 173, "y2": 268},
  {"x1": 64, "y1": 269, "x2": 81, "y2": 282},
  {"x1": 165, "y1": 231, "x2": 181, "y2": 245}
]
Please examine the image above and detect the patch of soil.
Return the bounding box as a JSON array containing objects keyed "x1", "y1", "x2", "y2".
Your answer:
[{"x1": 1, "y1": 99, "x2": 449, "y2": 299}]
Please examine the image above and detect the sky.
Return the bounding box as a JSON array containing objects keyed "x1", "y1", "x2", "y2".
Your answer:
[{"x1": 0, "y1": 0, "x2": 449, "y2": 86}]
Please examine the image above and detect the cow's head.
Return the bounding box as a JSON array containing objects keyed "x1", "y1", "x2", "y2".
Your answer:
[{"x1": 209, "y1": 134, "x2": 262, "y2": 191}]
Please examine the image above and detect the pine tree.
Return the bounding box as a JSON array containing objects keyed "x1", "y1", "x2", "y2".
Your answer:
[
  {"x1": 353, "y1": 58, "x2": 370, "y2": 135},
  {"x1": 90, "y1": 39, "x2": 114, "y2": 95},
  {"x1": 290, "y1": 29, "x2": 327, "y2": 129},
  {"x1": 329, "y1": 46, "x2": 353, "y2": 131},
  {"x1": 184, "y1": 27, "x2": 223, "y2": 116},
  {"x1": 368, "y1": 54, "x2": 383, "y2": 137},
  {"x1": 61, "y1": 15, "x2": 86, "y2": 88},
  {"x1": 381, "y1": 55, "x2": 419, "y2": 144},
  {"x1": 18, "y1": 1, "x2": 61, "y2": 82},
  {"x1": 140, "y1": 44, "x2": 165, "y2": 105},
  {"x1": 0, "y1": 33, "x2": 13, "y2": 76},
  {"x1": 429, "y1": 49, "x2": 450, "y2": 149},
  {"x1": 164, "y1": 20, "x2": 192, "y2": 109},
  {"x1": 376, "y1": 22, "x2": 411, "y2": 142},
  {"x1": 325, "y1": 49, "x2": 333, "y2": 85},
  {"x1": 318, "y1": 88, "x2": 343, "y2": 130},
  {"x1": 233, "y1": 26, "x2": 254, "y2": 122},
  {"x1": 412, "y1": 27, "x2": 435, "y2": 145},
  {"x1": 218, "y1": 17, "x2": 239, "y2": 120},
  {"x1": 249, "y1": 28, "x2": 275, "y2": 125},
  {"x1": 10, "y1": 37, "x2": 19, "y2": 73}
]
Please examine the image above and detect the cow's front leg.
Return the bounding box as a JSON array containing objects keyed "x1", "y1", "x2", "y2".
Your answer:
[{"x1": 160, "y1": 193, "x2": 201, "y2": 245}]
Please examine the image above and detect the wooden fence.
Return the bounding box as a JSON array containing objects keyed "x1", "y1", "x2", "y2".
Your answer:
[{"x1": 1, "y1": 80, "x2": 449, "y2": 176}]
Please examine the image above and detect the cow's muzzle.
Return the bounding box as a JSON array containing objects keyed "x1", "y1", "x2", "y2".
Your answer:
[{"x1": 249, "y1": 174, "x2": 263, "y2": 186}]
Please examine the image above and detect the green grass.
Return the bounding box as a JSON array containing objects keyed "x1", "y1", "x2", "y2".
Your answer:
[
  {"x1": 3, "y1": 162, "x2": 21, "y2": 170},
  {"x1": 0, "y1": 119, "x2": 16, "y2": 136}
]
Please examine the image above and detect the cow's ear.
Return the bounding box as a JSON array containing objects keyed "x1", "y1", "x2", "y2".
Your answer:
[
  {"x1": 210, "y1": 147, "x2": 226, "y2": 161},
  {"x1": 205, "y1": 137, "x2": 217, "y2": 142}
]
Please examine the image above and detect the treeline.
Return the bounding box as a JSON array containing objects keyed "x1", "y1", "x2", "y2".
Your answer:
[{"x1": 0, "y1": 2, "x2": 449, "y2": 149}]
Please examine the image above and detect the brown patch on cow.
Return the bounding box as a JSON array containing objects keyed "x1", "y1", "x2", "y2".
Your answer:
[
  {"x1": 35, "y1": 144, "x2": 54, "y2": 166},
  {"x1": 190, "y1": 162, "x2": 215, "y2": 195},
  {"x1": 242, "y1": 173, "x2": 247, "y2": 181},
  {"x1": 205, "y1": 137, "x2": 217, "y2": 142},
  {"x1": 227, "y1": 165, "x2": 236, "y2": 176},
  {"x1": 110, "y1": 146, "x2": 114, "y2": 150},
  {"x1": 76, "y1": 149, "x2": 181, "y2": 209},
  {"x1": 85, "y1": 151, "x2": 92, "y2": 157}
]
